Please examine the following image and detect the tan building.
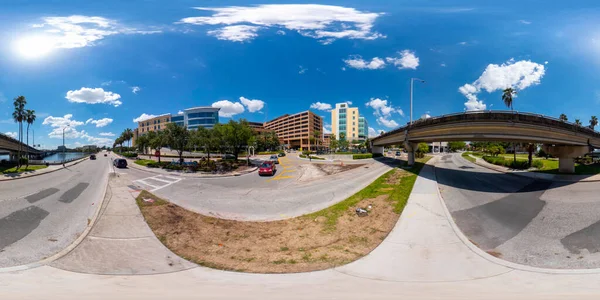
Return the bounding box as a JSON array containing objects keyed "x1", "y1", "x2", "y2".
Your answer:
[
  {"x1": 132, "y1": 114, "x2": 171, "y2": 146},
  {"x1": 264, "y1": 111, "x2": 323, "y2": 150},
  {"x1": 323, "y1": 133, "x2": 331, "y2": 149},
  {"x1": 331, "y1": 103, "x2": 368, "y2": 142}
]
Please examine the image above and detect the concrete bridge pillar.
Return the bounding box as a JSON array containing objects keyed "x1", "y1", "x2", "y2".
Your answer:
[
  {"x1": 371, "y1": 146, "x2": 384, "y2": 155},
  {"x1": 542, "y1": 145, "x2": 589, "y2": 173},
  {"x1": 405, "y1": 142, "x2": 418, "y2": 166}
]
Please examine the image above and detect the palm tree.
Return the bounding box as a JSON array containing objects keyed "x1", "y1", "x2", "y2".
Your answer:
[
  {"x1": 502, "y1": 88, "x2": 518, "y2": 163},
  {"x1": 575, "y1": 119, "x2": 582, "y2": 126},
  {"x1": 559, "y1": 114, "x2": 568, "y2": 122},
  {"x1": 591, "y1": 116, "x2": 599, "y2": 131},
  {"x1": 313, "y1": 130, "x2": 321, "y2": 152},
  {"x1": 125, "y1": 128, "x2": 133, "y2": 148},
  {"x1": 24, "y1": 109, "x2": 36, "y2": 169},
  {"x1": 12, "y1": 96, "x2": 26, "y2": 168}
]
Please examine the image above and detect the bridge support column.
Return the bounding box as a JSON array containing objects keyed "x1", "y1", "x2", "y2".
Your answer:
[
  {"x1": 371, "y1": 146, "x2": 384, "y2": 155},
  {"x1": 543, "y1": 145, "x2": 589, "y2": 173},
  {"x1": 405, "y1": 142, "x2": 417, "y2": 166}
]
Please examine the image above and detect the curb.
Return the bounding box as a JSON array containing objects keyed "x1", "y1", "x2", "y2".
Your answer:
[
  {"x1": 434, "y1": 154, "x2": 600, "y2": 274},
  {"x1": 0, "y1": 158, "x2": 111, "y2": 273},
  {"x1": 467, "y1": 154, "x2": 600, "y2": 183},
  {"x1": 0, "y1": 156, "x2": 89, "y2": 181},
  {"x1": 122, "y1": 155, "x2": 258, "y2": 178}
]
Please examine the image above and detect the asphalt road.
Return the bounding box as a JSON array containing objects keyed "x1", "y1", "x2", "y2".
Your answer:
[
  {"x1": 436, "y1": 153, "x2": 600, "y2": 269},
  {"x1": 117, "y1": 154, "x2": 397, "y2": 221},
  {"x1": 0, "y1": 155, "x2": 110, "y2": 268}
]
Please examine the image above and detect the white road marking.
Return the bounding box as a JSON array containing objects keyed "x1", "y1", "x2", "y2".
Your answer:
[
  {"x1": 134, "y1": 180, "x2": 159, "y2": 189},
  {"x1": 149, "y1": 176, "x2": 174, "y2": 183},
  {"x1": 150, "y1": 178, "x2": 181, "y2": 192},
  {"x1": 163, "y1": 176, "x2": 181, "y2": 180}
]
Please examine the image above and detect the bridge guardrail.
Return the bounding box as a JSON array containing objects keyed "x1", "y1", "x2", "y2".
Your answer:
[{"x1": 373, "y1": 111, "x2": 600, "y2": 142}]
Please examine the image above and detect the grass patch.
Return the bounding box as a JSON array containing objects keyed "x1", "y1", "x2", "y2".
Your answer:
[
  {"x1": 134, "y1": 159, "x2": 155, "y2": 166},
  {"x1": 461, "y1": 152, "x2": 476, "y2": 163},
  {"x1": 306, "y1": 156, "x2": 431, "y2": 231},
  {"x1": 1, "y1": 165, "x2": 47, "y2": 174},
  {"x1": 135, "y1": 190, "x2": 169, "y2": 207}
]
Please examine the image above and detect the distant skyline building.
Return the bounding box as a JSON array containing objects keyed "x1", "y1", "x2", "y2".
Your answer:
[{"x1": 331, "y1": 102, "x2": 368, "y2": 143}]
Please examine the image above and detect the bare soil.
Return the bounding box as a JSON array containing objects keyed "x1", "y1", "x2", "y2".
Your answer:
[
  {"x1": 314, "y1": 163, "x2": 365, "y2": 175},
  {"x1": 138, "y1": 192, "x2": 399, "y2": 273}
]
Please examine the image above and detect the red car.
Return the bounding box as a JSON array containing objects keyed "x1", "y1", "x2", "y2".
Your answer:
[{"x1": 258, "y1": 161, "x2": 276, "y2": 176}]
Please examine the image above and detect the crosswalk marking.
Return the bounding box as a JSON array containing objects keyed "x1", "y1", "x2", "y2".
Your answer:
[{"x1": 133, "y1": 175, "x2": 182, "y2": 192}]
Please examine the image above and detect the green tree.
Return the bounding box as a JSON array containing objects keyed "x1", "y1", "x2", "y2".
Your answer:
[
  {"x1": 329, "y1": 134, "x2": 338, "y2": 151},
  {"x1": 24, "y1": 109, "x2": 36, "y2": 168},
  {"x1": 164, "y1": 123, "x2": 189, "y2": 164},
  {"x1": 338, "y1": 132, "x2": 349, "y2": 151},
  {"x1": 559, "y1": 114, "x2": 568, "y2": 122},
  {"x1": 416, "y1": 142, "x2": 429, "y2": 158},
  {"x1": 191, "y1": 127, "x2": 220, "y2": 159},
  {"x1": 12, "y1": 96, "x2": 26, "y2": 168},
  {"x1": 590, "y1": 116, "x2": 598, "y2": 130},
  {"x1": 147, "y1": 131, "x2": 166, "y2": 163},
  {"x1": 214, "y1": 119, "x2": 253, "y2": 160},
  {"x1": 502, "y1": 87, "x2": 518, "y2": 163},
  {"x1": 123, "y1": 128, "x2": 134, "y2": 148},
  {"x1": 136, "y1": 134, "x2": 149, "y2": 154},
  {"x1": 448, "y1": 141, "x2": 466, "y2": 152},
  {"x1": 575, "y1": 119, "x2": 582, "y2": 126}
]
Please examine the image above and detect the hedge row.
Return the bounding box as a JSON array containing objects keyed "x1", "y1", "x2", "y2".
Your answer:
[
  {"x1": 353, "y1": 153, "x2": 372, "y2": 159},
  {"x1": 483, "y1": 156, "x2": 543, "y2": 169},
  {"x1": 121, "y1": 152, "x2": 138, "y2": 158}
]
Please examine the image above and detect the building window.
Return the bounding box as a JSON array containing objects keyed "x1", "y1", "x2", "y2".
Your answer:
[
  {"x1": 158, "y1": 125, "x2": 161, "y2": 129},
  {"x1": 154, "y1": 126, "x2": 156, "y2": 130},
  {"x1": 353, "y1": 122, "x2": 355, "y2": 125}
]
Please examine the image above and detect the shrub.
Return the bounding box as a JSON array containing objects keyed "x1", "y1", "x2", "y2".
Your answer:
[
  {"x1": 163, "y1": 164, "x2": 183, "y2": 170},
  {"x1": 483, "y1": 156, "x2": 530, "y2": 170},
  {"x1": 122, "y1": 152, "x2": 138, "y2": 158},
  {"x1": 372, "y1": 153, "x2": 383, "y2": 158},
  {"x1": 575, "y1": 157, "x2": 593, "y2": 165},
  {"x1": 19, "y1": 157, "x2": 28, "y2": 165},
  {"x1": 532, "y1": 160, "x2": 544, "y2": 169},
  {"x1": 536, "y1": 149, "x2": 547, "y2": 158},
  {"x1": 353, "y1": 153, "x2": 373, "y2": 159}
]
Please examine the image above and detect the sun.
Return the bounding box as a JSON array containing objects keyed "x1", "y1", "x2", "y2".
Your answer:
[{"x1": 14, "y1": 36, "x2": 55, "y2": 59}]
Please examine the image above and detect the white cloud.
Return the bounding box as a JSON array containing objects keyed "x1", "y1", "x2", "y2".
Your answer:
[
  {"x1": 440, "y1": 63, "x2": 446, "y2": 67},
  {"x1": 42, "y1": 114, "x2": 85, "y2": 139},
  {"x1": 131, "y1": 86, "x2": 141, "y2": 94},
  {"x1": 298, "y1": 65, "x2": 307, "y2": 74},
  {"x1": 208, "y1": 25, "x2": 261, "y2": 42},
  {"x1": 99, "y1": 132, "x2": 115, "y2": 136},
  {"x1": 239, "y1": 96, "x2": 265, "y2": 113},
  {"x1": 519, "y1": 20, "x2": 532, "y2": 25},
  {"x1": 421, "y1": 113, "x2": 432, "y2": 119},
  {"x1": 4, "y1": 132, "x2": 17, "y2": 138},
  {"x1": 368, "y1": 127, "x2": 379, "y2": 137},
  {"x1": 177, "y1": 110, "x2": 184, "y2": 114},
  {"x1": 385, "y1": 50, "x2": 419, "y2": 70},
  {"x1": 366, "y1": 98, "x2": 403, "y2": 129},
  {"x1": 310, "y1": 102, "x2": 333, "y2": 111},
  {"x1": 66, "y1": 87, "x2": 122, "y2": 107},
  {"x1": 179, "y1": 4, "x2": 384, "y2": 44},
  {"x1": 459, "y1": 59, "x2": 546, "y2": 111},
  {"x1": 85, "y1": 117, "x2": 113, "y2": 128},
  {"x1": 458, "y1": 41, "x2": 468, "y2": 45},
  {"x1": 377, "y1": 117, "x2": 398, "y2": 128},
  {"x1": 323, "y1": 124, "x2": 332, "y2": 134},
  {"x1": 343, "y1": 56, "x2": 386, "y2": 70},
  {"x1": 212, "y1": 100, "x2": 245, "y2": 117},
  {"x1": 20, "y1": 15, "x2": 161, "y2": 50},
  {"x1": 133, "y1": 113, "x2": 157, "y2": 123},
  {"x1": 276, "y1": 30, "x2": 286, "y2": 35}
]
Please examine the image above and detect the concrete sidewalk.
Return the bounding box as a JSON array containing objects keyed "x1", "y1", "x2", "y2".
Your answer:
[
  {"x1": 4, "y1": 157, "x2": 600, "y2": 298},
  {"x1": 469, "y1": 154, "x2": 600, "y2": 182},
  {"x1": 0, "y1": 157, "x2": 88, "y2": 181}
]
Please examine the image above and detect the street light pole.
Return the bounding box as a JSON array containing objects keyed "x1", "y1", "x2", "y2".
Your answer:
[
  {"x1": 410, "y1": 78, "x2": 426, "y2": 125},
  {"x1": 62, "y1": 125, "x2": 70, "y2": 164}
]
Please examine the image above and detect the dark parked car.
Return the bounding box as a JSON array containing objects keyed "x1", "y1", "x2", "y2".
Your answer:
[
  {"x1": 258, "y1": 161, "x2": 276, "y2": 176},
  {"x1": 104, "y1": 153, "x2": 107, "y2": 157},
  {"x1": 90, "y1": 154, "x2": 96, "y2": 160},
  {"x1": 113, "y1": 158, "x2": 127, "y2": 168},
  {"x1": 277, "y1": 152, "x2": 286, "y2": 157},
  {"x1": 395, "y1": 151, "x2": 401, "y2": 156}
]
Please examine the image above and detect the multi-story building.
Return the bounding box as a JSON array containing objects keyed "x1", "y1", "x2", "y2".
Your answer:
[
  {"x1": 133, "y1": 107, "x2": 220, "y2": 146},
  {"x1": 331, "y1": 102, "x2": 368, "y2": 143},
  {"x1": 322, "y1": 133, "x2": 331, "y2": 149},
  {"x1": 264, "y1": 111, "x2": 323, "y2": 150}
]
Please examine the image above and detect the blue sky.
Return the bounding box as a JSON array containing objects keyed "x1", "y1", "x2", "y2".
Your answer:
[{"x1": 2, "y1": 0, "x2": 600, "y2": 148}]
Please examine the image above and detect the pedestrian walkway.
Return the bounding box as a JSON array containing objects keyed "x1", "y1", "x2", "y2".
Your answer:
[{"x1": 133, "y1": 174, "x2": 183, "y2": 192}]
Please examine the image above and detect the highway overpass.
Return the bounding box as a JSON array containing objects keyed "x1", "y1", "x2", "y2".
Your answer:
[
  {"x1": 371, "y1": 111, "x2": 600, "y2": 173},
  {"x1": 0, "y1": 132, "x2": 42, "y2": 160}
]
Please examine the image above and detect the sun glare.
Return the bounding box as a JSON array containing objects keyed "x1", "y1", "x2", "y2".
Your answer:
[{"x1": 14, "y1": 36, "x2": 55, "y2": 59}]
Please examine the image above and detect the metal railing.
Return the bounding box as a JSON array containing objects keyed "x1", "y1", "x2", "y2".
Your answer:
[{"x1": 373, "y1": 110, "x2": 600, "y2": 141}]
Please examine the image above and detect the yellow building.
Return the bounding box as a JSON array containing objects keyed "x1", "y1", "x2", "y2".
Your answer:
[{"x1": 331, "y1": 103, "x2": 367, "y2": 142}]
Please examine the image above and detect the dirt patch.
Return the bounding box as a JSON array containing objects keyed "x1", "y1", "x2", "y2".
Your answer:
[
  {"x1": 314, "y1": 163, "x2": 365, "y2": 175},
  {"x1": 486, "y1": 250, "x2": 503, "y2": 258},
  {"x1": 139, "y1": 193, "x2": 399, "y2": 273}
]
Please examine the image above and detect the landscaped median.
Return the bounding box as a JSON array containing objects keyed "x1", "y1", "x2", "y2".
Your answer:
[
  {"x1": 463, "y1": 152, "x2": 600, "y2": 175},
  {"x1": 135, "y1": 156, "x2": 431, "y2": 273},
  {"x1": 1, "y1": 164, "x2": 47, "y2": 174}
]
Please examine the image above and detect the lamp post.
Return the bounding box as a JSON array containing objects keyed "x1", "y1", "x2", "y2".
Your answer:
[
  {"x1": 62, "y1": 125, "x2": 70, "y2": 164},
  {"x1": 410, "y1": 78, "x2": 426, "y2": 125}
]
